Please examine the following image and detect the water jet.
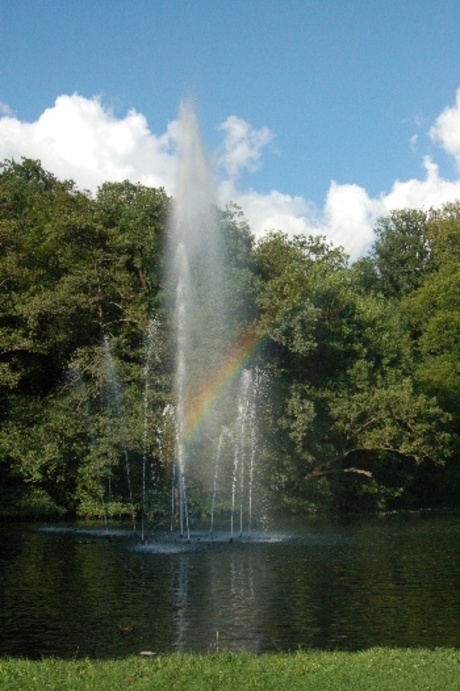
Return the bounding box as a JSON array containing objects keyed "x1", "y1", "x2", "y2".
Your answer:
[{"x1": 165, "y1": 100, "x2": 265, "y2": 540}]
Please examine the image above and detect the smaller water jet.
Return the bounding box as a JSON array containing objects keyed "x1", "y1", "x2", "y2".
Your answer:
[
  {"x1": 141, "y1": 317, "x2": 163, "y2": 541},
  {"x1": 67, "y1": 363, "x2": 109, "y2": 532},
  {"x1": 102, "y1": 335, "x2": 136, "y2": 532}
]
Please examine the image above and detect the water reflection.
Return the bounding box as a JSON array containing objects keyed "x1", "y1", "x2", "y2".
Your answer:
[{"x1": 0, "y1": 513, "x2": 459, "y2": 658}]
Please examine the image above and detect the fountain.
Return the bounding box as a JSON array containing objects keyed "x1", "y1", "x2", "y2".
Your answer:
[
  {"x1": 165, "y1": 100, "x2": 265, "y2": 541},
  {"x1": 67, "y1": 100, "x2": 267, "y2": 544}
]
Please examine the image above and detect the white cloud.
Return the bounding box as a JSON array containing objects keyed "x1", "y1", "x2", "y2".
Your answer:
[
  {"x1": 217, "y1": 115, "x2": 274, "y2": 180},
  {"x1": 217, "y1": 180, "x2": 382, "y2": 260},
  {"x1": 218, "y1": 179, "x2": 314, "y2": 233},
  {"x1": 430, "y1": 86, "x2": 460, "y2": 166},
  {"x1": 218, "y1": 91, "x2": 460, "y2": 260},
  {"x1": 218, "y1": 153, "x2": 460, "y2": 261},
  {"x1": 0, "y1": 102, "x2": 14, "y2": 117},
  {"x1": 321, "y1": 183, "x2": 384, "y2": 257},
  {"x1": 2, "y1": 90, "x2": 460, "y2": 260},
  {"x1": 384, "y1": 156, "x2": 460, "y2": 209},
  {"x1": 0, "y1": 93, "x2": 179, "y2": 193}
]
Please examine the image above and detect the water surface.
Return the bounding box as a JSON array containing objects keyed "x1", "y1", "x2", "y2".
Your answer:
[{"x1": 0, "y1": 512, "x2": 459, "y2": 658}]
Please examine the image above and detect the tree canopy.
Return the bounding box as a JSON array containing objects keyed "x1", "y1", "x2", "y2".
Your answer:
[{"x1": 1, "y1": 158, "x2": 459, "y2": 518}]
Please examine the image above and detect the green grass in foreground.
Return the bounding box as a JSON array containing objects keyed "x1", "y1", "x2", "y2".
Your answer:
[{"x1": 1, "y1": 648, "x2": 459, "y2": 691}]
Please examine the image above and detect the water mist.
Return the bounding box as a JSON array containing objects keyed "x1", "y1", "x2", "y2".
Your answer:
[{"x1": 167, "y1": 100, "x2": 259, "y2": 538}]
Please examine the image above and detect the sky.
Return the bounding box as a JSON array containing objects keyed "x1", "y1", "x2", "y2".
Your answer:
[{"x1": 1, "y1": 0, "x2": 460, "y2": 260}]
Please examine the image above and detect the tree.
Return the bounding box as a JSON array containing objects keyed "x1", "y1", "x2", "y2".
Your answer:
[
  {"x1": 359, "y1": 208, "x2": 432, "y2": 299},
  {"x1": 255, "y1": 231, "x2": 451, "y2": 511},
  {"x1": 401, "y1": 201, "x2": 460, "y2": 440},
  {"x1": 0, "y1": 161, "x2": 172, "y2": 516},
  {"x1": 95, "y1": 180, "x2": 170, "y2": 305}
]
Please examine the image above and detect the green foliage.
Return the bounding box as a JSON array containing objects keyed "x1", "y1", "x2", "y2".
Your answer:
[
  {"x1": 219, "y1": 203, "x2": 258, "y2": 328},
  {"x1": 95, "y1": 180, "x2": 170, "y2": 308},
  {"x1": 255, "y1": 226, "x2": 456, "y2": 512},
  {"x1": 0, "y1": 160, "x2": 171, "y2": 516},
  {"x1": 1, "y1": 158, "x2": 459, "y2": 517},
  {"x1": 364, "y1": 208, "x2": 432, "y2": 298},
  {"x1": 402, "y1": 205, "x2": 460, "y2": 406}
]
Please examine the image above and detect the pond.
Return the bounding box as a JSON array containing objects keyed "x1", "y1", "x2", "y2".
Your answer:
[{"x1": 1, "y1": 512, "x2": 459, "y2": 658}]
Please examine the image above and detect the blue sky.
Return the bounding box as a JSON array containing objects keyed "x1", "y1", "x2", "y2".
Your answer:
[{"x1": 2, "y1": 0, "x2": 460, "y2": 258}]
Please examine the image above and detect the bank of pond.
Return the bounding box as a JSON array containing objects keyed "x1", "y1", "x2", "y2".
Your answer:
[{"x1": 1, "y1": 648, "x2": 459, "y2": 690}]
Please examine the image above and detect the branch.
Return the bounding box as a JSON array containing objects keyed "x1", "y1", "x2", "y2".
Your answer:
[
  {"x1": 343, "y1": 467, "x2": 373, "y2": 477},
  {"x1": 306, "y1": 464, "x2": 373, "y2": 479},
  {"x1": 349, "y1": 414, "x2": 381, "y2": 439},
  {"x1": 304, "y1": 443, "x2": 425, "y2": 481}
]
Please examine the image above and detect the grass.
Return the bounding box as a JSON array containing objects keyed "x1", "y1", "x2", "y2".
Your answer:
[{"x1": 1, "y1": 648, "x2": 459, "y2": 690}]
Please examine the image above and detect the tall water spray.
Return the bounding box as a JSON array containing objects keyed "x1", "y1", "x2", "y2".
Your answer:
[{"x1": 167, "y1": 101, "x2": 234, "y2": 537}]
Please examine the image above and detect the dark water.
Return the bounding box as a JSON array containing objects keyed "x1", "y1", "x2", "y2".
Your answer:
[{"x1": 1, "y1": 513, "x2": 460, "y2": 658}]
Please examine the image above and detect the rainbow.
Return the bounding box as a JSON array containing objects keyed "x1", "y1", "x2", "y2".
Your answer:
[{"x1": 184, "y1": 328, "x2": 265, "y2": 441}]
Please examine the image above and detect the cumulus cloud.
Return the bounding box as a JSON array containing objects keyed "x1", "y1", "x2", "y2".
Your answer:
[
  {"x1": 0, "y1": 93, "x2": 179, "y2": 193},
  {"x1": 430, "y1": 86, "x2": 460, "y2": 166},
  {"x1": 218, "y1": 155, "x2": 460, "y2": 261},
  {"x1": 217, "y1": 115, "x2": 274, "y2": 180},
  {"x1": 2, "y1": 90, "x2": 460, "y2": 260},
  {"x1": 218, "y1": 88, "x2": 460, "y2": 259},
  {"x1": 217, "y1": 180, "x2": 383, "y2": 261}
]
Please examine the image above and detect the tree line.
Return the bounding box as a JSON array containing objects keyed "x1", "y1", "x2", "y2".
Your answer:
[{"x1": 0, "y1": 158, "x2": 459, "y2": 518}]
